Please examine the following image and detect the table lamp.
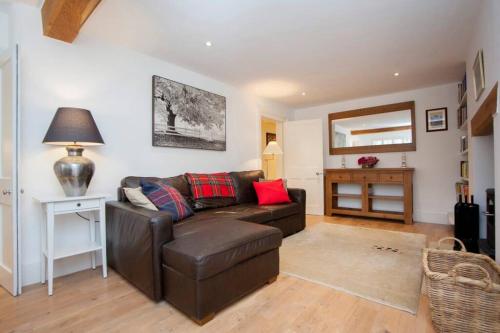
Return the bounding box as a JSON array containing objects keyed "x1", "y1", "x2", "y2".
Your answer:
[
  {"x1": 42, "y1": 107, "x2": 104, "y2": 197},
  {"x1": 263, "y1": 141, "x2": 283, "y2": 179}
]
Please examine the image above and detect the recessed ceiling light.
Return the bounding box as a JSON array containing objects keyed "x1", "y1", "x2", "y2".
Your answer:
[
  {"x1": 301, "y1": 92, "x2": 306, "y2": 96},
  {"x1": 205, "y1": 41, "x2": 212, "y2": 47},
  {"x1": 393, "y1": 72, "x2": 400, "y2": 77}
]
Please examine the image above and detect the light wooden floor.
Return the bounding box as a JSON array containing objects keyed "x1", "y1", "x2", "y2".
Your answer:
[{"x1": 0, "y1": 215, "x2": 452, "y2": 333}]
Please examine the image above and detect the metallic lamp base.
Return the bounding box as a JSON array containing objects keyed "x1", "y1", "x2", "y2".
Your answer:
[{"x1": 54, "y1": 146, "x2": 95, "y2": 197}]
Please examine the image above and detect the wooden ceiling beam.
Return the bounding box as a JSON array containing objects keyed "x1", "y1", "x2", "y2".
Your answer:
[
  {"x1": 471, "y1": 82, "x2": 498, "y2": 136},
  {"x1": 41, "y1": 0, "x2": 101, "y2": 43}
]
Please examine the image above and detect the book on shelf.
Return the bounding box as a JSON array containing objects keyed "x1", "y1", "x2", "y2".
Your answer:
[
  {"x1": 455, "y1": 182, "x2": 469, "y2": 199},
  {"x1": 457, "y1": 74, "x2": 467, "y2": 103},
  {"x1": 457, "y1": 104, "x2": 468, "y2": 128},
  {"x1": 460, "y1": 135, "x2": 468, "y2": 152},
  {"x1": 460, "y1": 161, "x2": 469, "y2": 179}
]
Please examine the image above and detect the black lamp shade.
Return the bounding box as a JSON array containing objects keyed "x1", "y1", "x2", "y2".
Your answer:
[{"x1": 43, "y1": 107, "x2": 104, "y2": 146}]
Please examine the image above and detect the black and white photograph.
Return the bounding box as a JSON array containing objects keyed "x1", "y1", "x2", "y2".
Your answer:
[
  {"x1": 152, "y1": 75, "x2": 226, "y2": 151},
  {"x1": 425, "y1": 107, "x2": 448, "y2": 132}
]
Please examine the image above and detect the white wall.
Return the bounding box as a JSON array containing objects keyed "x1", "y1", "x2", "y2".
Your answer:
[
  {"x1": 290, "y1": 83, "x2": 461, "y2": 225},
  {"x1": 465, "y1": 0, "x2": 500, "y2": 261},
  {"x1": 10, "y1": 4, "x2": 289, "y2": 285},
  {"x1": 0, "y1": 5, "x2": 9, "y2": 53}
]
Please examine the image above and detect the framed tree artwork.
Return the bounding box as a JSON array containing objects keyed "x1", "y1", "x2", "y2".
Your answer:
[
  {"x1": 426, "y1": 107, "x2": 448, "y2": 132},
  {"x1": 152, "y1": 75, "x2": 226, "y2": 151}
]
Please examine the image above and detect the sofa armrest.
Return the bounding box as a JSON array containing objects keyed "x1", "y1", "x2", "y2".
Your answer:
[
  {"x1": 106, "y1": 201, "x2": 174, "y2": 301},
  {"x1": 288, "y1": 188, "x2": 306, "y2": 230},
  {"x1": 288, "y1": 188, "x2": 306, "y2": 209}
]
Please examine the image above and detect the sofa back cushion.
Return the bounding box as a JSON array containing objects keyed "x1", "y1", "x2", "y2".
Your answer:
[
  {"x1": 120, "y1": 175, "x2": 193, "y2": 207},
  {"x1": 229, "y1": 170, "x2": 264, "y2": 204},
  {"x1": 185, "y1": 172, "x2": 237, "y2": 210}
]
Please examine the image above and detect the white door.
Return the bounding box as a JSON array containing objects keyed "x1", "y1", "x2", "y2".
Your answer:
[
  {"x1": 0, "y1": 47, "x2": 21, "y2": 296},
  {"x1": 284, "y1": 119, "x2": 324, "y2": 215}
]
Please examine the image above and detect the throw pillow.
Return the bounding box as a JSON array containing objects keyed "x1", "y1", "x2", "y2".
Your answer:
[
  {"x1": 259, "y1": 178, "x2": 288, "y2": 190},
  {"x1": 123, "y1": 187, "x2": 158, "y2": 211},
  {"x1": 185, "y1": 172, "x2": 237, "y2": 210},
  {"x1": 141, "y1": 181, "x2": 194, "y2": 222},
  {"x1": 253, "y1": 179, "x2": 291, "y2": 205}
]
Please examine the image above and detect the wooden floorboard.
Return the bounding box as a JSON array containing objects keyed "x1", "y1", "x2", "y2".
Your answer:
[{"x1": 0, "y1": 215, "x2": 452, "y2": 333}]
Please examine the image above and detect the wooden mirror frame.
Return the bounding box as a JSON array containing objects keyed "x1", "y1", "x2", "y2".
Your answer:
[{"x1": 329, "y1": 101, "x2": 416, "y2": 155}]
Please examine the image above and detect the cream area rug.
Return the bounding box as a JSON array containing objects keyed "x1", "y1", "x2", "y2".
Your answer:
[{"x1": 280, "y1": 223, "x2": 427, "y2": 314}]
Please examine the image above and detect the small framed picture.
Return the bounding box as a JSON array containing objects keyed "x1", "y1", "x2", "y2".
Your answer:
[
  {"x1": 473, "y1": 49, "x2": 485, "y2": 101},
  {"x1": 266, "y1": 132, "x2": 276, "y2": 145},
  {"x1": 426, "y1": 107, "x2": 448, "y2": 132}
]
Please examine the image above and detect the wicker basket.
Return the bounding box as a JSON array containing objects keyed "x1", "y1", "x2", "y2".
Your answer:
[{"x1": 423, "y1": 237, "x2": 500, "y2": 333}]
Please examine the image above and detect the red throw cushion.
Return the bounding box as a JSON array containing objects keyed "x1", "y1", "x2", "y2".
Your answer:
[{"x1": 253, "y1": 179, "x2": 291, "y2": 205}]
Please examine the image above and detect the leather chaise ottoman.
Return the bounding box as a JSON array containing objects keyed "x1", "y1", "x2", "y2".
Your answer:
[{"x1": 162, "y1": 219, "x2": 282, "y2": 324}]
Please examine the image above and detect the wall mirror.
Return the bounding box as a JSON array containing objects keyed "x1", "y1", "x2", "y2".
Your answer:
[{"x1": 329, "y1": 101, "x2": 416, "y2": 155}]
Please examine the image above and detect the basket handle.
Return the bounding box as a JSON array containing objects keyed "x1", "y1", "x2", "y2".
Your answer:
[
  {"x1": 448, "y1": 263, "x2": 493, "y2": 290},
  {"x1": 437, "y1": 237, "x2": 466, "y2": 251}
]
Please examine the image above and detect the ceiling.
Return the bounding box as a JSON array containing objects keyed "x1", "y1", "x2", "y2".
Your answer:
[{"x1": 78, "y1": 0, "x2": 481, "y2": 108}]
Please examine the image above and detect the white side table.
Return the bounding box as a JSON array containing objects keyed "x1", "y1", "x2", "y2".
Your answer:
[{"x1": 35, "y1": 194, "x2": 108, "y2": 295}]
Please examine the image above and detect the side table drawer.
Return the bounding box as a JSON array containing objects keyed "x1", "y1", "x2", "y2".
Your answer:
[
  {"x1": 379, "y1": 173, "x2": 403, "y2": 183},
  {"x1": 54, "y1": 199, "x2": 100, "y2": 213},
  {"x1": 329, "y1": 172, "x2": 352, "y2": 182}
]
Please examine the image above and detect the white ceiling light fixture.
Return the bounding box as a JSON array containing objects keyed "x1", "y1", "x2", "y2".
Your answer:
[
  {"x1": 393, "y1": 72, "x2": 400, "y2": 77},
  {"x1": 205, "y1": 41, "x2": 212, "y2": 47},
  {"x1": 301, "y1": 92, "x2": 306, "y2": 96}
]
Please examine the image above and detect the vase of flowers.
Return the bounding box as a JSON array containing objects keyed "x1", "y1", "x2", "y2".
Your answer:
[{"x1": 358, "y1": 156, "x2": 379, "y2": 168}]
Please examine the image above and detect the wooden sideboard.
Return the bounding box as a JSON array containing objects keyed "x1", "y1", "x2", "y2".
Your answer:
[{"x1": 324, "y1": 168, "x2": 414, "y2": 224}]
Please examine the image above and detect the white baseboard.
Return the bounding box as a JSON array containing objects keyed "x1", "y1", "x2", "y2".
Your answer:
[{"x1": 413, "y1": 210, "x2": 449, "y2": 225}]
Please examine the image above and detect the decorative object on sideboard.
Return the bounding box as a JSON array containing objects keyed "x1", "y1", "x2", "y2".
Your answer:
[
  {"x1": 341, "y1": 155, "x2": 346, "y2": 169},
  {"x1": 265, "y1": 132, "x2": 276, "y2": 145},
  {"x1": 42, "y1": 107, "x2": 104, "y2": 197},
  {"x1": 152, "y1": 75, "x2": 226, "y2": 151},
  {"x1": 262, "y1": 141, "x2": 283, "y2": 179},
  {"x1": 401, "y1": 152, "x2": 407, "y2": 168},
  {"x1": 472, "y1": 49, "x2": 485, "y2": 101},
  {"x1": 357, "y1": 156, "x2": 379, "y2": 168},
  {"x1": 425, "y1": 107, "x2": 448, "y2": 132}
]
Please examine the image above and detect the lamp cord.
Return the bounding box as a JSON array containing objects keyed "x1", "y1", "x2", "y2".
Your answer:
[{"x1": 76, "y1": 212, "x2": 100, "y2": 223}]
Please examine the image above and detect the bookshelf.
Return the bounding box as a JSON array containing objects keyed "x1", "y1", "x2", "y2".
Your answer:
[{"x1": 456, "y1": 74, "x2": 469, "y2": 201}]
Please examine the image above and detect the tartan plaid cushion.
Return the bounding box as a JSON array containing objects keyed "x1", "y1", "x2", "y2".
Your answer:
[
  {"x1": 185, "y1": 172, "x2": 236, "y2": 200},
  {"x1": 141, "y1": 181, "x2": 193, "y2": 222}
]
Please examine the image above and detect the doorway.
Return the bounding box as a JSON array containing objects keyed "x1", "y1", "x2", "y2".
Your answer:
[
  {"x1": 260, "y1": 117, "x2": 283, "y2": 180},
  {"x1": 0, "y1": 47, "x2": 21, "y2": 296}
]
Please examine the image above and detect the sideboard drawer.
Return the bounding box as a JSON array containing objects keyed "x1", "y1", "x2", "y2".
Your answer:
[
  {"x1": 352, "y1": 173, "x2": 379, "y2": 182},
  {"x1": 54, "y1": 199, "x2": 100, "y2": 213},
  {"x1": 329, "y1": 172, "x2": 352, "y2": 182},
  {"x1": 379, "y1": 173, "x2": 403, "y2": 183}
]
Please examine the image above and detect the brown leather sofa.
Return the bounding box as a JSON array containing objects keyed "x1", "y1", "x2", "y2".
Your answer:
[{"x1": 106, "y1": 170, "x2": 306, "y2": 324}]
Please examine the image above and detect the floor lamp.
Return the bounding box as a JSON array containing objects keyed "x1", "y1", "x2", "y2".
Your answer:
[{"x1": 263, "y1": 141, "x2": 283, "y2": 179}]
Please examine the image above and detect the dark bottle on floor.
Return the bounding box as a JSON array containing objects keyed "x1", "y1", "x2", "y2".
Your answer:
[
  {"x1": 457, "y1": 195, "x2": 480, "y2": 253},
  {"x1": 454, "y1": 194, "x2": 467, "y2": 250}
]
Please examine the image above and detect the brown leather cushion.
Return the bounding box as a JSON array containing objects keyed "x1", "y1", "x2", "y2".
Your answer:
[
  {"x1": 189, "y1": 203, "x2": 273, "y2": 224},
  {"x1": 164, "y1": 219, "x2": 282, "y2": 280},
  {"x1": 229, "y1": 170, "x2": 264, "y2": 204},
  {"x1": 258, "y1": 202, "x2": 300, "y2": 220}
]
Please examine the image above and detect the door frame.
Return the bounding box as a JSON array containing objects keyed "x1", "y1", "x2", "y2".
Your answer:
[
  {"x1": 259, "y1": 113, "x2": 285, "y2": 179},
  {"x1": 0, "y1": 45, "x2": 21, "y2": 295}
]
